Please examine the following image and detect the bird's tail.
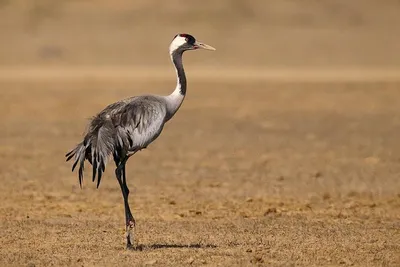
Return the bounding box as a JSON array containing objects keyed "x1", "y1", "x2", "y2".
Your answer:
[
  {"x1": 66, "y1": 119, "x2": 116, "y2": 188},
  {"x1": 66, "y1": 141, "x2": 91, "y2": 188}
]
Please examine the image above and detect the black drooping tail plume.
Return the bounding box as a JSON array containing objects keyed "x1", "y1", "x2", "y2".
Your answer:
[
  {"x1": 66, "y1": 117, "x2": 116, "y2": 188},
  {"x1": 66, "y1": 141, "x2": 89, "y2": 188}
]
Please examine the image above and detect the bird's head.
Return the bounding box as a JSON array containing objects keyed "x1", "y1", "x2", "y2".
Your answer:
[{"x1": 169, "y1": 33, "x2": 216, "y2": 54}]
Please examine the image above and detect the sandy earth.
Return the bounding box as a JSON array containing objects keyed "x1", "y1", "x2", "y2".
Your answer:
[
  {"x1": 0, "y1": 1, "x2": 400, "y2": 266},
  {"x1": 1, "y1": 0, "x2": 400, "y2": 67},
  {"x1": 0, "y1": 79, "x2": 399, "y2": 266}
]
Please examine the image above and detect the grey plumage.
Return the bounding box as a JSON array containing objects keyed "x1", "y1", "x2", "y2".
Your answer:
[
  {"x1": 65, "y1": 33, "x2": 215, "y2": 249},
  {"x1": 66, "y1": 95, "x2": 167, "y2": 188}
]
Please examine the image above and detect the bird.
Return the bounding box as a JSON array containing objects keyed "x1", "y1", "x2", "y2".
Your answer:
[{"x1": 65, "y1": 33, "x2": 215, "y2": 249}]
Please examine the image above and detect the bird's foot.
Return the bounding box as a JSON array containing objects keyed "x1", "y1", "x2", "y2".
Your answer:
[
  {"x1": 126, "y1": 243, "x2": 135, "y2": 250},
  {"x1": 126, "y1": 220, "x2": 136, "y2": 250},
  {"x1": 127, "y1": 243, "x2": 143, "y2": 251}
]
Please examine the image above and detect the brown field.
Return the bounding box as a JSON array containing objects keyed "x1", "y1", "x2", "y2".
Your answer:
[
  {"x1": 1, "y1": 0, "x2": 400, "y2": 266},
  {"x1": 0, "y1": 78, "x2": 400, "y2": 266}
]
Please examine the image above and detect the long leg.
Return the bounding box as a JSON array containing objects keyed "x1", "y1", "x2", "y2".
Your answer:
[
  {"x1": 121, "y1": 162, "x2": 136, "y2": 247},
  {"x1": 115, "y1": 158, "x2": 135, "y2": 249}
]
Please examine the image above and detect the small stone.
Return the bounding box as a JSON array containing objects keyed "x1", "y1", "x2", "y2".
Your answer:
[
  {"x1": 187, "y1": 257, "x2": 195, "y2": 264},
  {"x1": 246, "y1": 197, "x2": 253, "y2": 203},
  {"x1": 314, "y1": 171, "x2": 322, "y2": 178},
  {"x1": 246, "y1": 248, "x2": 252, "y2": 253},
  {"x1": 240, "y1": 212, "x2": 249, "y2": 218},
  {"x1": 264, "y1": 208, "x2": 277, "y2": 215},
  {"x1": 189, "y1": 210, "x2": 202, "y2": 215},
  {"x1": 169, "y1": 200, "x2": 176, "y2": 205},
  {"x1": 305, "y1": 203, "x2": 312, "y2": 210}
]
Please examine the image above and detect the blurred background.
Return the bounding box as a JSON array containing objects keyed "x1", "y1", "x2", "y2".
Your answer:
[{"x1": 1, "y1": 0, "x2": 400, "y2": 68}]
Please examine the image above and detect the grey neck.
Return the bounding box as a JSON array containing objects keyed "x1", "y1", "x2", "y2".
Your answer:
[{"x1": 171, "y1": 50, "x2": 186, "y2": 95}]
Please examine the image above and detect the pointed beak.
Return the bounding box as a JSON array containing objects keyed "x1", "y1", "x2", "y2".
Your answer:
[{"x1": 194, "y1": 41, "x2": 216, "y2": 51}]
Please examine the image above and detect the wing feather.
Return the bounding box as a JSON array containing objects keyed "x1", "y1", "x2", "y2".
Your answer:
[{"x1": 66, "y1": 95, "x2": 167, "y2": 188}]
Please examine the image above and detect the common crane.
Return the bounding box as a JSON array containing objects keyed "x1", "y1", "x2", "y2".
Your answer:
[{"x1": 66, "y1": 34, "x2": 215, "y2": 249}]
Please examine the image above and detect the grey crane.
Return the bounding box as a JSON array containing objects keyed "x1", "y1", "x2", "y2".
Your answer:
[{"x1": 66, "y1": 33, "x2": 215, "y2": 249}]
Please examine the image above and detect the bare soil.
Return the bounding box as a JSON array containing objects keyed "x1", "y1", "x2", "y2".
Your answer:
[
  {"x1": 0, "y1": 1, "x2": 400, "y2": 266},
  {"x1": 0, "y1": 80, "x2": 399, "y2": 266}
]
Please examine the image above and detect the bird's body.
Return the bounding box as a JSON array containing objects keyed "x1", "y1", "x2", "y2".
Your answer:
[
  {"x1": 66, "y1": 34, "x2": 215, "y2": 249},
  {"x1": 67, "y1": 94, "x2": 171, "y2": 187}
]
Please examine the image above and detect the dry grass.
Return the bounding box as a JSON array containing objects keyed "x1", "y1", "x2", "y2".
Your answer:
[
  {"x1": 0, "y1": 79, "x2": 399, "y2": 266},
  {"x1": 1, "y1": 1, "x2": 400, "y2": 265}
]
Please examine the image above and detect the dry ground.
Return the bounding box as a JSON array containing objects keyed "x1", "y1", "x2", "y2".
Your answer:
[
  {"x1": 1, "y1": 1, "x2": 400, "y2": 266},
  {"x1": 0, "y1": 78, "x2": 399, "y2": 266},
  {"x1": 1, "y1": 0, "x2": 400, "y2": 67}
]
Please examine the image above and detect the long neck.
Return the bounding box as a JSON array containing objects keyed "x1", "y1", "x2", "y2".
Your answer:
[
  {"x1": 165, "y1": 50, "x2": 186, "y2": 121},
  {"x1": 171, "y1": 50, "x2": 186, "y2": 95}
]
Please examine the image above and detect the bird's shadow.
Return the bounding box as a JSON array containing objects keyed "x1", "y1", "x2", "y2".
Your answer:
[{"x1": 133, "y1": 243, "x2": 217, "y2": 251}]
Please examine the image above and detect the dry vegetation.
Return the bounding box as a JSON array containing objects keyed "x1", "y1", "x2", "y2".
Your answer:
[
  {"x1": 0, "y1": 1, "x2": 400, "y2": 266},
  {"x1": 0, "y1": 81, "x2": 399, "y2": 266}
]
